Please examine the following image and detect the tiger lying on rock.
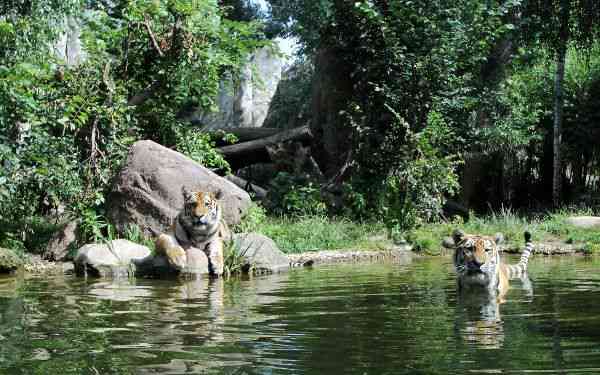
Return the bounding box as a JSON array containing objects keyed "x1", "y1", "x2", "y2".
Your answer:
[
  {"x1": 452, "y1": 229, "x2": 534, "y2": 301},
  {"x1": 155, "y1": 187, "x2": 230, "y2": 277}
]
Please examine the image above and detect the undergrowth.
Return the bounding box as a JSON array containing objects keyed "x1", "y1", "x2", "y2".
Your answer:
[
  {"x1": 409, "y1": 206, "x2": 600, "y2": 254},
  {"x1": 236, "y1": 204, "x2": 390, "y2": 253}
]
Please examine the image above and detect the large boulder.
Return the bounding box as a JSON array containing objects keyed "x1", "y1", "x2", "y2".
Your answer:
[
  {"x1": 74, "y1": 239, "x2": 151, "y2": 277},
  {"x1": 232, "y1": 233, "x2": 290, "y2": 273},
  {"x1": 565, "y1": 216, "x2": 600, "y2": 229},
  {"x1": 42, "y1": 219, "x2": 79, "y2": 261},
  {"x1": 0, "y1": 248, "x2": 24, "y2": 274},
  {"x1": 106, "y1": 140, "x2": 251, "y2": 237}
]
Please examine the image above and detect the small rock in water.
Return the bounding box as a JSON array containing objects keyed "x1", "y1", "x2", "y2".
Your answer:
[
  {"x1": 74, "y1": 239, "x2": 151, "y2": 278},
  {"x1": 232, "y1": 233, "x2": 290, "y2": 274}
]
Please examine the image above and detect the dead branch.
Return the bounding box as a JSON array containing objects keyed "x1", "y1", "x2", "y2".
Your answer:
[
  {"x1": 225, "y1": 175, "x2": 268, "y2": 200},
  {"x1": 217, "y1": 125, "x2": 312, "y2": 170},
  {"x1": 143, "y1": 15, "x2": 164, "y2": 57}
]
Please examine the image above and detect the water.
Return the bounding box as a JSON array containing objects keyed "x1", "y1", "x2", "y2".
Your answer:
[{"x1": 2, "y1": 256, "x2": 600, "y2": 374}]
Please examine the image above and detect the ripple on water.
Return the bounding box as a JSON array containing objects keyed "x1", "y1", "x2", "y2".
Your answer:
[{"x1": 1, "y1": 257, "x2": 600, "y2": 374}]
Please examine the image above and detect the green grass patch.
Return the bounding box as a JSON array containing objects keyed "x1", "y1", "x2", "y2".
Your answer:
[
  {"x1": 409, "y1": 207, "x2": 600, "y2": 254},
  {"x1": 236, "y1": 204, "x2": 389, "y2": 253},
  {"x1": 237, "y1": 204, "x2": 600, "y2": 255}
]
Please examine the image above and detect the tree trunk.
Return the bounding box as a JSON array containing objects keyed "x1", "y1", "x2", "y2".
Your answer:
[
  {"x1": 552, "y1": 1, "x2": 570, "y2": 208},
  {"x1": 552, "y1": 48, "x2": 566, "y2": 207}
]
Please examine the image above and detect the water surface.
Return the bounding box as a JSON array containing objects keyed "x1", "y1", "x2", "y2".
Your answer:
[{"x1": 2, "y1": 256, "x2": 600, "y2": 374}]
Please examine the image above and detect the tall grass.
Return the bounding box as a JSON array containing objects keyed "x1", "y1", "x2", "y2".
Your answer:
[
  {"x1": 410, "y1": 206, "x2": 600, "y2": 254},
  {"x1": 236, "y1": 204, "x2": 390, "y2": 253}
]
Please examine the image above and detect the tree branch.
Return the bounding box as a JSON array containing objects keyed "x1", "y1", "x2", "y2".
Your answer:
[{"x1": 144, "y1": 15, "x2": 164, "y2": 57}]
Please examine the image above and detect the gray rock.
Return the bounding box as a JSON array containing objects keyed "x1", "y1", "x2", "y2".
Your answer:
[
  {"x1": 43, "y1": 220, "x2": 79, "y2": 261},
  {"x1": 0, "y1": 248, "x2": 24, "y2": 274},
  {"x1": 74, "y1": 239, "x2": 151, "y2": 278},
  {"x1": 565, "y1": 216, "x2": 600, "y2": 229},
  {"x1": 106, "y1": 140, "x2": 251, "y2": 237},
  {"x1": 233, "y1": 233, "x2": 290, "y2": 273}
]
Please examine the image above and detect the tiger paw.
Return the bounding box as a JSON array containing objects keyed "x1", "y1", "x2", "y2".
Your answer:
[{"x1": 165, "y1": 246, "x2": 187, "y2": 270}]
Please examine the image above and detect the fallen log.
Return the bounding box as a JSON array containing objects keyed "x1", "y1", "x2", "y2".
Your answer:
[
  {"x1": 218, "y1": 125, "x2": 312, "y2": 170},
  {"x1": 208, "y1": 127, "x2": 281, "y2": 145},
  {"x1": 225, "y1": 175, "x2": 268, "y2": 200}
]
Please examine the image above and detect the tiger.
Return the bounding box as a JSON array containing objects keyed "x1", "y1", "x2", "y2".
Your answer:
[
  {"x1": 452, "y1": 229, "x2": 534, "y2": 301},
  {"x1": 155, "y1": 187, "x2": 230, "y2": 277}
]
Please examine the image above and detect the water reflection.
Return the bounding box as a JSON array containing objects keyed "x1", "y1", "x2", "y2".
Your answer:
[
  {"x1": 3, "y1": 257, "x2": 600, "y2": 374},
  {"x1": 455, "y1": 272, "x2": 534, "y2": 349}
]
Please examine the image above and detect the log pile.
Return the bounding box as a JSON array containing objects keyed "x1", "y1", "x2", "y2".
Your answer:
[
  {"x1": 217, "y1": 125, "x2": 312, "y2": 170},
  {"x1": 203, "y1": 125, "x2": 322, "y2": 200}
]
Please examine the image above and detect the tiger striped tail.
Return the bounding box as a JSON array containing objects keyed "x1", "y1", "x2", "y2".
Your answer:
[{"x1": 506, "y1": 231, "x2": 534, "y2": 279}]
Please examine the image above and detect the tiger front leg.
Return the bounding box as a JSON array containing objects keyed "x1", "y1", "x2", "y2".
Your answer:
[
  {"x1": 155, "y1": 232, "x2": 187, "y2": 271},
  {"x1": 204, "y1": 239, "x2": 224, "y2": 277}
]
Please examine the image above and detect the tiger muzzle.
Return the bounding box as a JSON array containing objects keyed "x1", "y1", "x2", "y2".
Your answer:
[{"x1": 467, "y1": 259, "x2": 483, "y2": 273}]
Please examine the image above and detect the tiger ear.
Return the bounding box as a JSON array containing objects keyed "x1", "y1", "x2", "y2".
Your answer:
[
  {"x1": 181, "y1": 186, "x2": 193, "y2": 201},
  {"x1": 452, "y1": 229, "x2": 465, "y2": 245},
  {"x1": 494, "y1": 232, "x2": 504, "y2": 244},
  {"x1": 214, "y1": 189, "x2": 223, "y2": 200}
]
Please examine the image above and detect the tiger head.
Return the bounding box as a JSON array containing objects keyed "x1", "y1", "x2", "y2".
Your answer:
[
  {"x1": 177, "y1": 187, "x2": 223, "y2": 239},
  {"x1": 453, "y1": 229, "x2": 504, "y2": 286}
]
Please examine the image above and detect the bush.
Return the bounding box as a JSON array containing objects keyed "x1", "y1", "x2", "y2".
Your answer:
[
  {"x1": 0, "y1": 0, "x2": 267, "y2": 252},
  {"x1": 266, "y1": 172, "x2": 327, "y2": 216}
]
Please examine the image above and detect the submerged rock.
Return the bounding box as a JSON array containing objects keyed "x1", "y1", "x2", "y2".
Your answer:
[
  {"x1": 0, "y1": 248, "x2": 24, "y2": 274},
  {"x1": 74, "y1": 239, "x2": 151, "y2": 277},
  {"x1": 232, "y1": 233, "x2": 290, "y2": 273},
  {"x1": 106, "y1": 140, "x2": 251, "y2": 238}
]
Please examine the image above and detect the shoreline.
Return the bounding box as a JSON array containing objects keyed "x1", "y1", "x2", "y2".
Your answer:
[
  {"x1": 7, "y1": 241, "x2": 589, "y2": 277},
  {"x1": 288, "y1": 246, "x2": 414, "y2": 266}
]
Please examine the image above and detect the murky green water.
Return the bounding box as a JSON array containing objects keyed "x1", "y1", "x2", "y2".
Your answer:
[{"x1": 2, "y1": 256, "x2": 600, "y2": 374}]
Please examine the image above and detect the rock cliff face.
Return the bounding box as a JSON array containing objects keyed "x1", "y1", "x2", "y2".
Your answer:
[
  {"x1": 53, "y1": 17, "x2": 85, "y2": 66},
  {"x1": 192, "y1": 46, "x2": 284, "y2": 129}
]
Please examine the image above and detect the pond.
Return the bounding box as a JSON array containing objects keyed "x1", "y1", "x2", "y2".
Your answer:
[{"x1": 1, "y1": 255, "x2": 600, "y2": 374}]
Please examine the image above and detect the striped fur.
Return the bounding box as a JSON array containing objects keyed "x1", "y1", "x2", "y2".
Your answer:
[
  {"x1": 503, "y1": 240, "x2": 534, "y2": 279},
  {"x1": 155, "y1": 187, "x2": 229, "y2": 277},
  {"x1": 453, "y1": 230, "x2": 534, "y2": 300}
]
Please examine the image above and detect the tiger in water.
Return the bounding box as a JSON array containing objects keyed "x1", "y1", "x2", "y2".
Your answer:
[{"x1": 453, "y1": 229, "x2": 534, "y2": 301}]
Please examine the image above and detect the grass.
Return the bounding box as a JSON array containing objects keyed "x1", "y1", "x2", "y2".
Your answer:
[
  {"x1": 252, "y1": 216, "x2": 389, "y2": 253},
  {"x1": 8, "y1": 203, "x2": 600, "y2": 260},
  {"x1": 409, "y1": 206, "x2": 600, "y2": 254},
  {"x1": 237, "y1": 204, "x2": 600, "y2": 255},
  {"x1": 235, "y1": 204, "x2": 390, "y2": 253}
]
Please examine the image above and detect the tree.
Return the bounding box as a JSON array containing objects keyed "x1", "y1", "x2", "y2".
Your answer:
[
  {"x1": 0, "y1": 0, "x2": 267, "y2": 250},
  {"x1": 522, "y1": 0, "x2": 600, "y2": 207}
]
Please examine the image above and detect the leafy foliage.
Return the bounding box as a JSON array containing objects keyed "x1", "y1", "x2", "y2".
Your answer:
[
  {"x1": 266, "y1": 172, "x2": 327, "y2": 216},
  {"x1": 0, "y1": 0, "x2": 267, "y2": 249}
]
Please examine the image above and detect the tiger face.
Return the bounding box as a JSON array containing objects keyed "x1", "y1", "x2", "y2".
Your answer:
[
  {"x1": 453, "y1": 229, "x2": 503, "y2": 289},
  {"x1": 178, "y1": 187, "x2": 223, "y2": 240}
]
